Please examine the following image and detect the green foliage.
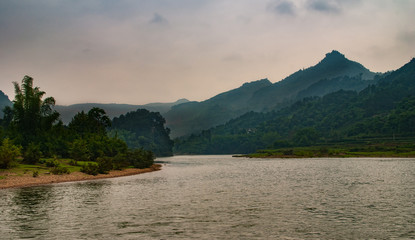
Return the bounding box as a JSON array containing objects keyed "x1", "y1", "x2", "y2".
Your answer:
[
  {"x1": 69, "y1": 139, "x2": 89, "y2": 161},
  {"x1": 174, "y1": 58, "x2": 415, "y2": 154},
  {"x1": 128, "y1": 149, "x2": 154, "y2": 169},
  {"x1": 23, "y1": 143, "x2": 42, "y2": 164},
  {"x1": 0, "y1": 138, "x2": 21, "y2": 169},
  {"x1": 45, "y1": 158, "x2": 60, "y2": 168},
  {"x1": 68, "y1": 107, "x2": 111, "y2": 137},
  {"x1": 10, "y1": 75, "x2": 60, "y2": 146},
  {"x1": 80, "y1": 162, "x2": 99, "y2": 176},
  {"x1": 110, "y1": 109, "x2": 173, "y2": 157},
  {"x1": 96, "y1": 156, "x2": 113, "y2": 174},
  {"x1": 111, "y1": 149, "x2": 154, "y2": 169},
  {"x1": 50, "y1": 165, "x2": 70, "y2": 175}
]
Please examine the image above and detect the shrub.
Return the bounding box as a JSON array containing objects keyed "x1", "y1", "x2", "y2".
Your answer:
[
  {"x1": 81, "y1": 163, "x2": 99, "y2": 176},
  {"x1": 0, "y1": 138, "x2": 21, "y2": 169},
  {"x1": 23, "y1": 143, "x2": 42, "y2": 164},
  {"x1": 45, "y1": 159, "x2": 60, "y2": 168},
  {"x1": 32, "y1": 170, "x2": 39, "y2": 177},
  {"x1": 128, "y1": 149, "x2": 155, "y2": 169},
  {"x1": 69, "y1": 159, "x2": 78, "y2": 166},
  {"x1": 50, "y1": 165, "x2": 70, "y2": 175},
  {"x1": 112, "y1": 153, "x2": 130, "y2": 170},
  {"x1": 97, "y1": 156, "x2": 113, "y2": 174}
]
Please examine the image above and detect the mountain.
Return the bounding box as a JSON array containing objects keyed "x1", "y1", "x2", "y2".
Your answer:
[
  {"x1": 248, "y1": 50, "x2": 378, "y2": 111},
  {"x1": 0, "y1": 90, "x2": 12, "y2": 118},
  {"x1": 166, "y1": 50, "x2": 378, "y2": 137},
  {"x1": 174, "y1": 58, "x2": 415, "y2": 154},
  {"x1": 55, "y1": 99, "x2": 189, "y2": 124},
  {"x1": 164, "y1": 79, "x2": 272, "y2": 137}
]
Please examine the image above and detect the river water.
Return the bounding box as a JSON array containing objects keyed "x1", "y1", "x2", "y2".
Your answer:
[{"x1": 1, "y1": 156, "x2": 414, "y2": 239}]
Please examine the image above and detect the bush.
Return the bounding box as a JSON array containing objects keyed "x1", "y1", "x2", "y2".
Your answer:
[
  {"x1": 81, "y1": 163, "x2": 99, "y2": 176},
  {"x1": 45, "y1": 158, "x2": 60, "y2": 167},
  {"x1": 32, "y1": 170, "x2": 39, "y2": 177},
  {"x1": 112, "y1": 153, "x2": 130, "y2": 170},
  {"x1": 97, "y1": 156, "x2": 113, "y2": 174},
  {"x1": 0, "y1": 138, "x2": 21, "y2": 169},
  {"x1": 50, "y1": 165, "x2": 70, "y2": 175},
  {"x1": 128, "y1": 149, "x2": 155, "y2": 169},
  {"x1": 69, "y1": 159, "x2": 78, "y2": 166},
  {"x1": 23, "y1": 143, "x2": 42, "y2": 164}
]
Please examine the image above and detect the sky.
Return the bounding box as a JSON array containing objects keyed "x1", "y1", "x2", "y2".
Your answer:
[{"x1": 0, "y1": 0, "x2": 414, "y2": 105}]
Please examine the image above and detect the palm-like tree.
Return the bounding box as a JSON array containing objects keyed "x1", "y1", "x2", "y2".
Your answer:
[{"x1": 12, "y1": 75, "x2": 60, "y2": 139}]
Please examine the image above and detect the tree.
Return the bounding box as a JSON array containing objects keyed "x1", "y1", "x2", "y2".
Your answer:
[
  {"x1": 68, "y1": 107, "x2": 111, "y2": 137},
  {"x1": 11, "y1": 75, "x2": 60, "y2": 146},
  {"x1": 0, "y1": 138, "x2": 21, "y2": 169}
]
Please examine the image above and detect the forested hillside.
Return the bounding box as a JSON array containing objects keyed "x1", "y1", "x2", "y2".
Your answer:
[
  {"x1": 174, "y1": 58, "x2": 415, "y2": 154},
  {"x1": 165, "y1": 51, "x2": 378, "y2": 137},
  {"x1": 110, "y1": 109, "x2": 174, "y2": 157}
]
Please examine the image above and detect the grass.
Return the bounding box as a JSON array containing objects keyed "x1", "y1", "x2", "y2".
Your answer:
[
  {"x1": 0, "y1": 158, "x2": 98, "y2": 179},
  {"x1": 244, "y1": 141, "x2": 415, "y2": 158}
]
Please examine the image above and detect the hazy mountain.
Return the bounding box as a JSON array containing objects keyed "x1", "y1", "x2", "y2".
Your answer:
[
  {"x1": 248, "y1": 50, "x2": 378, "y2": 111},
  {"x1": 164, "y1": 79, "x2": 272, "y2": 137},
  {"x1": 55, "y1": 99, "x2": 189, "y2": 124},
  {"x1": 174, "y1": 57, "x2": 415, "y2": 154},
  {"x1": 0, "y1": 90, "x2": 12, "y2": 118},
  {"x1": 166, "y1": 51, "x2": 377, "y2": 137}
]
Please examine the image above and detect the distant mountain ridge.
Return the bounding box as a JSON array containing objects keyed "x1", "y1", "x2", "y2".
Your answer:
[
  {"x1": 1, "y1": 50, "x2": 382, "y2": 138},
  {"x1": 165, "y1": 50, "x2": 379, "y2": 137},
  {"x1": 55, "y1": 99, "x2": 189, "y2": 124},
  {"x1": 0, "y1": 90, "x2": 12, "y2": 118},
  {"x1": 248, "y1": 50, "x2": 378, "y2": 111},
  {"x1": 174, "y1": 57, "x2": 415, "y2": 154},
  {"x1": 164, "y1": 79, "x2": 272, "y2": 137}
]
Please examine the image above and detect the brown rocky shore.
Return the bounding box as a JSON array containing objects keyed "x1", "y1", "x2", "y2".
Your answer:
[{"x1": 0, "y1": 164, "x2": 161, "y2": 189}]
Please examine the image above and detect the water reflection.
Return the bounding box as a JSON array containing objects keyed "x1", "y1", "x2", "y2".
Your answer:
[{"x1": 9, "y1": 186, "x2": 53, "y2": 238}]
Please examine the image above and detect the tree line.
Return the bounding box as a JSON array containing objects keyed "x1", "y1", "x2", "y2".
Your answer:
[{"x1": 0, "y1": 76, "x2": 172, "y2": 173}]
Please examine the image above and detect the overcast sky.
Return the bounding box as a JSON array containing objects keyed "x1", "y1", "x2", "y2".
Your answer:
[{"x1": 0, "y1": 0, "x2": 414, "y2": 105}]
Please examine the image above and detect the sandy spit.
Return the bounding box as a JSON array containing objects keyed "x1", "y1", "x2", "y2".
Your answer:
[{"x1": 0, "y1": 164, "x2": 161, "y2": 189}]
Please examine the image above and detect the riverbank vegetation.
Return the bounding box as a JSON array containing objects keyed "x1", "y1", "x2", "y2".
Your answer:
[
  {"x1": 0, "y1": 76, "x2": 167, "y2": 182},
  {"x1": 242, "y1": 138, "x2": 415, "y2": 158}
]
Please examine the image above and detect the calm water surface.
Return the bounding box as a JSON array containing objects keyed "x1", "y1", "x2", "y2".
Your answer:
[{"x1": 1, "y1": 156, "x2": 415, "y2": 239}]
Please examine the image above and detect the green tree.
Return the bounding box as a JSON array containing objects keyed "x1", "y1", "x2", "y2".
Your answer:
[
  {"x1": 0, "y1": 138, "x2": 21, "y2": 169},
  {"x1": 68, "y1": 108, "x2": 111, "y2": 137},
  {"x1": 23, "y1": 143, "x2": 42, "y2": 164},
  {"x1": 11, "y1": 75, "x2": 60, "y2": 146},
  {"x1": 69, "y1": 138, "x2": 90, "y2": 161}
]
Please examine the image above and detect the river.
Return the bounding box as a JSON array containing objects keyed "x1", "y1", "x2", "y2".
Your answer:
[{"x1": 1, "y1": 155, "x2": 414, "y2": 239}]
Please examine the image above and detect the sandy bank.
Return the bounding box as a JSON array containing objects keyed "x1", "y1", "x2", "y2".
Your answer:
[{"x1": 0, "y1": 164, "x2": 161, "y2": 189}]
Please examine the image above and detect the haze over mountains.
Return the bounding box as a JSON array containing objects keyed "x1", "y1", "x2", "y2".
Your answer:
[
  {"x1": 54, "y1": 99, "x2": 189, "y2": 124},
  {"x1": 164, "y1": 50, "x2": 380, "y2": 137},
  {"x1": 0, "y1": 50, "x2": 398, "y2": 140},
  {"x1": 175, "y1": 57, "x2": 415, "y2": 154}
]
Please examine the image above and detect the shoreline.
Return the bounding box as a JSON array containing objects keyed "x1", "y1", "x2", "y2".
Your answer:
[{"x1": 0, "y1": 164, "x2": 161, "y2": 190}]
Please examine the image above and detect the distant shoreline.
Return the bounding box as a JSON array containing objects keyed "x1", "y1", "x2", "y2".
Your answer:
[{"x1": 0, "y1": 164, "x2": 161, "y2": 189}]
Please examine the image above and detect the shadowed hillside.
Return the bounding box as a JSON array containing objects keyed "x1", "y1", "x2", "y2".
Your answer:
[{"x1": 165, "y1": 51, "x2": 378, "y2": 137}]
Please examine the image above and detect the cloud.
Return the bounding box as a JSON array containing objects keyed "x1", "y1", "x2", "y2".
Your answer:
[
  {"x1": 397, "y1": 30, "x2": 415, "y2": 46},
  {"x1": 273, "y1": 1, "x2": 296, "y2": 16},
  {"x1": 149, "y1": 13, "x2": 169, "y2": 25},
  {"x1": 306, "y1": 0, "x2": 341, "y2": 14}
]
